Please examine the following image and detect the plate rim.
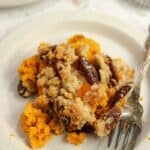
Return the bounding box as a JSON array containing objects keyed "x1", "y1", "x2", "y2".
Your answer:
[
  {"x1": 0, "y1": 0, "x2": 39, "y2": 8},
  {"x1": 0, "y1": 11, "x2": 146, "y2": 47}
]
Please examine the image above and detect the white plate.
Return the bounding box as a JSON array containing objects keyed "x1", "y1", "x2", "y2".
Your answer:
[
  {"x1": 0, "y1": 0, "x2": 39, "y2": 7},
  {"x1": 0, "y1": 11, "x2": 149, "y2": 150}
]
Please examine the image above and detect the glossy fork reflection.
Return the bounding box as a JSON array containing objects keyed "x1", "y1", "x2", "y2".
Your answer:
[{"x1": 108, "y1": 25, "x2": 150, "y2": 150}]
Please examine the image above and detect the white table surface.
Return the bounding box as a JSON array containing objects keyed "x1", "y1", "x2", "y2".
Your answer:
[{"x1": 0, "y1": 0, "x2": 149, "y2": 39}]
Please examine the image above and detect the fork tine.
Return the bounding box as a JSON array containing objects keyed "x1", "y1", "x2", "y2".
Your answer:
[
  {"x1": 108, "y1": 128, "x2": 115, "y2": 147},
  {"x1": 115, "y1": 120, "x2": 124, "y2": 149},
  {"x1": 128, "y1": 125, "x2": 141, "y2": 150},
  {"x1": 122, "y1": 123, "x2": 132, "y2": 150}
]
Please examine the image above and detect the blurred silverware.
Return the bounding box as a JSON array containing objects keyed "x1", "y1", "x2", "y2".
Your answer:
[
  {"x1": 134, "y1": 0, "x2": 150, "y2": 8},
  {"x1": 73, "y1": 0, "x2": 89, "y2": 8}
]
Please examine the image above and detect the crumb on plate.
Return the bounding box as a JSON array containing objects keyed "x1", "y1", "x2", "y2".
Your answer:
[{"x1": 66, "y1": 132, "x2": 86, "y2": 145}]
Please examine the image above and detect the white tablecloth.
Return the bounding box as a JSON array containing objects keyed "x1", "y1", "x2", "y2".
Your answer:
[{"x1": 0, "y1": 0, "x2": 149, "y2": 39}]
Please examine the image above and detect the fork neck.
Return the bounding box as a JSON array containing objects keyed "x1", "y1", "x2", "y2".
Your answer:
[{"x1": 133, "y1": 45, "x2": 150, "y2": 99}]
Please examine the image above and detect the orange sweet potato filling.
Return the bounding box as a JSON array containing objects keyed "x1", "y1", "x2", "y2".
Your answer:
[
  {"x1": 77, "y1": 82, "x2": 91, "y2": 98},
  {"x1": 68, "y1": 34, "x2": 100, "y2": 62},
  {"x1": 18, "y1": 55, "x2": 38, "y2": 92},
  {"x1": 21, "y1": 96, "x2": 63, "y2": 148},
  {"x1": 77, "y1": 83, "x2": 112, "y2": 113},
  {"x1": 21, "y1": 102, "x2": 51, "y2": 148}
]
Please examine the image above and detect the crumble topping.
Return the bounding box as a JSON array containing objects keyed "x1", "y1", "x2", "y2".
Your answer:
[{"x1": 18, "y1": 35, "x2": 134, "y2": 148}]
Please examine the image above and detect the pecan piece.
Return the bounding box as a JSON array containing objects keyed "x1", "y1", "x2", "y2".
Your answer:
[
  {"x1": 104, "y1": 106, "x2": 121, "y2": 130},
  {"x1": 39, "y1": 45, "x2": 57, "y2": 60},
  {"x1": 105, "y1": 56, "x2": 118, "y2": 86},
  {"x1": 17, "y1": 81, "x2": 33, "y2": 98},
  {"x1": 110, "y1": 84, "x2": 132, "y2": 106},
  {"x1": 39, "y1": 50, "x2": 49, "y2": 60},
  {"x1": 81, "y1": 123, "x2": 95, "y2": 133},
  {"x1": 75, "y1": 57, "x2": 100, "y2": 84},
  {"x1": 50, "y1": 45, "x2": 57, "y2": 52}
]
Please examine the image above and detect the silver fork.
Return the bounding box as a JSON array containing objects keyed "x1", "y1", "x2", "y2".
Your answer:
[{"x1": 108, "y1": 26, "x2": 150, "y2": 150}]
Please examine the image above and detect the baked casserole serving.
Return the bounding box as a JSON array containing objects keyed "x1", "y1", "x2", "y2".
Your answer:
[{"x1": 17, "y1": 35, "x2": 134, "y2": 148}]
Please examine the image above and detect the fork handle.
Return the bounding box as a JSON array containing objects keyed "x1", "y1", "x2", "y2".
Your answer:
[{"x1": 133, "y1": 27, "x2": 150, "y2": 99}]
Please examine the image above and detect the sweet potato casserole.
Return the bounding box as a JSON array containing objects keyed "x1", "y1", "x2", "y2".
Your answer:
[{"x1": 17, "y1": 35, "x2": 134, "y2": 148}]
